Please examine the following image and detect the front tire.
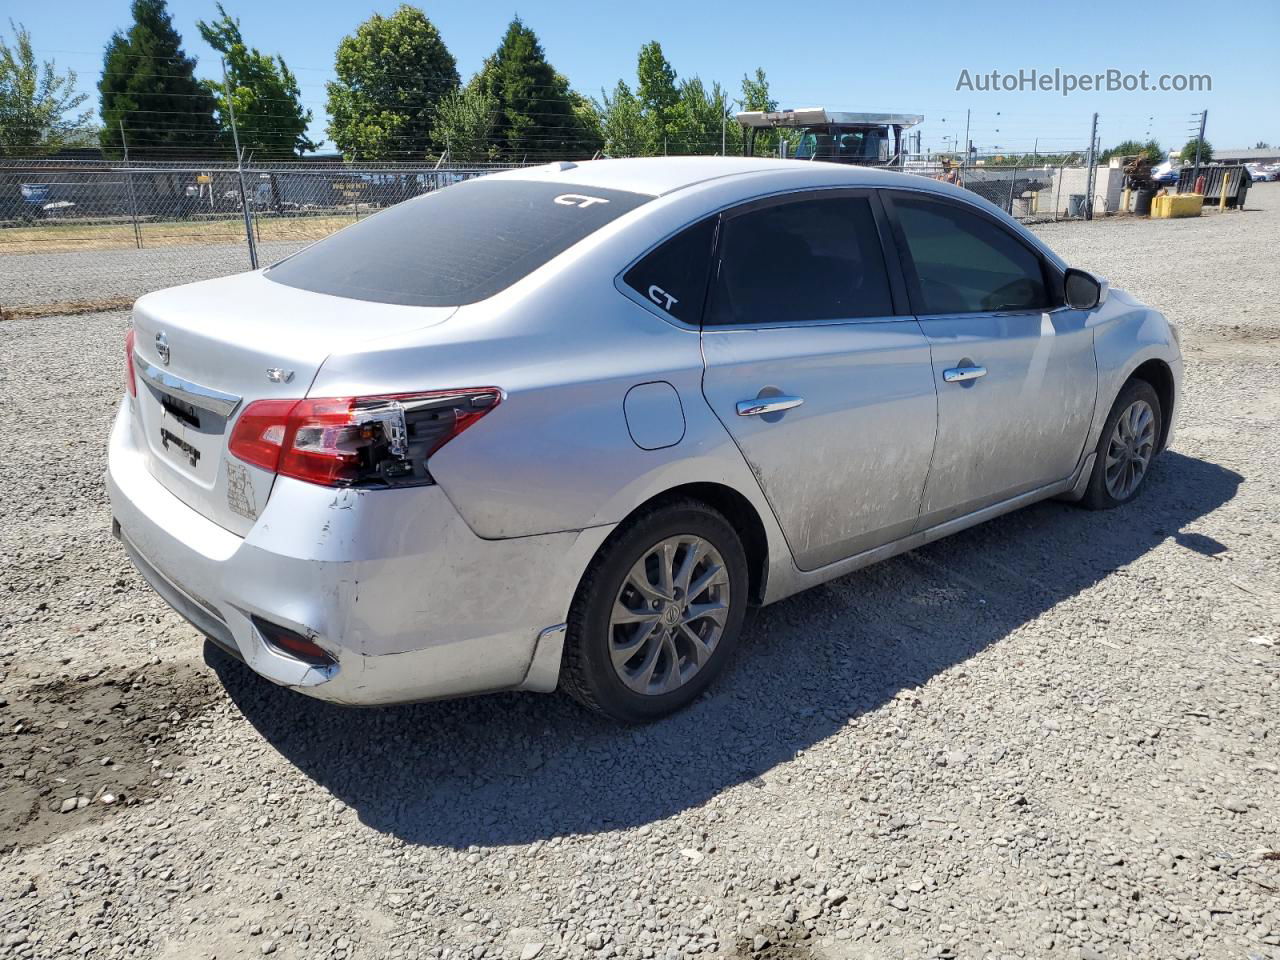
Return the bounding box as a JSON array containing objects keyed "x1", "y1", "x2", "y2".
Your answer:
[
  {"x1": 561, "y1": 500, "x2": 749, "y2": 723},
  {"x1": 1081, "y1": 379, "x2": 1162, "y2": 510}
]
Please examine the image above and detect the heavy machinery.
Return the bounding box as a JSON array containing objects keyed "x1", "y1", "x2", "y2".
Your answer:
[{"x1": 737, "y1": 108, "x2": 923, "y2": 168}]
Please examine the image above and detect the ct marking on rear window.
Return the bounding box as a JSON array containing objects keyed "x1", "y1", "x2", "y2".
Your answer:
[
  {"x1": 553, "y1": 193, "x2": 610, "y2": 208},
  {"x1": 647, "y1": 285, "x2": 679, "y2": 312}
]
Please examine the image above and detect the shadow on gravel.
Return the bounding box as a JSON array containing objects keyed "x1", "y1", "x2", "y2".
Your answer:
[{"x1": 209, "y1": 451, "x2": 1240, "y2": 849}]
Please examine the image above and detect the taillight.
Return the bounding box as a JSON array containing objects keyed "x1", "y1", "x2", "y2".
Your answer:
[
  {"x1": 124, "y1": 327, "x2": 137, "y2": 397},
  {"x1": 228, "y1": 388, "x2": 501, "y2": 488}
]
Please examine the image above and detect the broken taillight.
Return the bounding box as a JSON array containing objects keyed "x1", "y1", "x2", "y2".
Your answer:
[
  {"x1": 227, "y1": 388, "x2": 501, "y2": 488},
  {"x1": 124, "y1": 327, "x2": 137, "y2": 398}
]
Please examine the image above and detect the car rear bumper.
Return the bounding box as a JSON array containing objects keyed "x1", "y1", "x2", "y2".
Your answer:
[{"x1": 106, "y1": 400, "x2": 612, "y2": 705}]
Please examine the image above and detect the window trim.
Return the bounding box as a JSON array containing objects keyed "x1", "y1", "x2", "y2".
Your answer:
[
  {"x1": 879, "y1": 188, "x2": 1066, "y2": 318},
  {"x1": 613, "y1": 186, "x2": 911, "y2": 331},
  {"x1": 703, "y1": 187, "x2": 911, "y2": 331},
  {"x1": 613, "y1": 213, "x2": 722, "y2": 329}
]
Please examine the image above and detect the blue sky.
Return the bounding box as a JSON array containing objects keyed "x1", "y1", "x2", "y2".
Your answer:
[{"x1": 14, "y1": 0, "x2": 1277, "y2": 156}]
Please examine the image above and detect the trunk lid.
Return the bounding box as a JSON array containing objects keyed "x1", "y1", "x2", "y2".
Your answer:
[{"x1": 130, "y1": 271, "x2": 456, "y2": 535}]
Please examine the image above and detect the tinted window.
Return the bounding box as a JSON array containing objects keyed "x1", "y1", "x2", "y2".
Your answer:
[
  {"x1": 623, "y1": 217, "x2": 717, "y2": 324},
  {"x1": 706, "y1": 196, "x2": 894, "y2": 326},
  {"x1": 893, "y1": 196, "x2": 1049, "y2": 314},
  {"x1": 266, "y1": 178, "x2": 650, "y2": 306}
]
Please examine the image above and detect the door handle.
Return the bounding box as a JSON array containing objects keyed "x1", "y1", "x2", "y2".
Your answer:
[
  {"x1": 943, "y1": 365, "x2": 987, "y2": 383},
  {"x1": 736, "y1": 395, "x2": 804, "y2": 417}
]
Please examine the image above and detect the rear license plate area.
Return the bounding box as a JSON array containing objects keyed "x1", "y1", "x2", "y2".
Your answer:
[{"x1": 159, "y1": 426, "x2": 201, "y2": 467}]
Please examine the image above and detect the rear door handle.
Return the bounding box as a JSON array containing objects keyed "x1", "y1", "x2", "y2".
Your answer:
[
  {"x1": 942, "y1": 365, "x2": 987, "y2": 383},
  {"x1": 736, "y1": 395, "x2": 804, "y2": 417}
]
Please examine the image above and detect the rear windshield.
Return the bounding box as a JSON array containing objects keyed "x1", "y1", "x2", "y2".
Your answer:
[{"x1": 264, "y1": 178, "x2": 651, "y2": 306}]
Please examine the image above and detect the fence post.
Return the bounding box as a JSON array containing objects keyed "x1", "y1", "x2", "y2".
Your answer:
[
  {"x1": 223, "y1": 58, "x2": 259, "y2": 270},
  {"x1": 120, "y1": 120, "x2": 143, "y2": 249},
  {"x1": 1083, "y1": 112, "x2": 1098, "y2": 221}
]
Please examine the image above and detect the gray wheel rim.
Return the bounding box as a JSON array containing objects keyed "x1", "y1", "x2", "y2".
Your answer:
[
  {"x1": 1104, "y1": 399, "x2": 1156, "y2": 500},
  {"x1": 608, "y1": 535, "x2": 731, "y2": 696}
]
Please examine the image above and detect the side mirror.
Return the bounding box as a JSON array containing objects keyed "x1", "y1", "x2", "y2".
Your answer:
[{"x1": 1064, "y1": 268, "x2": 1109, "y2": 310}]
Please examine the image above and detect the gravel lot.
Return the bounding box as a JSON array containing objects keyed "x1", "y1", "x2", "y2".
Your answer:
[{"x1": 1, "y1": 186, "x2": 1277, "y2": 960}]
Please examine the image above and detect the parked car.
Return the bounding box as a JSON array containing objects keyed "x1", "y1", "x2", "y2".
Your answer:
[
  {"x1": 108, "y1": 158, "x2": 1182, "y2": 722},
  {"x1": 1150, "y1": 160, "x2": 1180, "y2": 185},
  {"x1": 1245, "y1": 164, "x2": 1273, "y2": 183}
]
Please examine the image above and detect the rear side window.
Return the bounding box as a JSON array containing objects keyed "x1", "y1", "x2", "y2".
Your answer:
[
  {"x1": 706, "y1": 195, "x2": 894, "y2": 326},
  {"x1": 622, "y1": 216, "x2": 718, "y2": 324},
  {"x1": 265, "y1": 179, "x2": 650, "y2": 306},
  {"x1": 892, "y1": 195, "x2": 1050, "y2": 314}
]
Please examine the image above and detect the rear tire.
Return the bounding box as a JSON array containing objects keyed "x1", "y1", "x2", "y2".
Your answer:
[
  {"x1": 561, "y1": 500, "x2": 749, "y2": 723},
  {"x1": 1081, "y1": 379, "x2": 1162, "y2": 510}
]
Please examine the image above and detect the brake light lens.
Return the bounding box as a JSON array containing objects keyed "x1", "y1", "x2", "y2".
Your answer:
[
  {"x1": 228, "y1": 388, "x2": 501, "y2": 488},
  {"x1": 124, "y1": 327, "x2": 137, "y2": 397}
]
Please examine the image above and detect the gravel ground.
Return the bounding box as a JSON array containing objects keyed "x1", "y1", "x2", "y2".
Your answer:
[{"x1": 1, "y1": 186, "x2": 1277, "y2": 960}]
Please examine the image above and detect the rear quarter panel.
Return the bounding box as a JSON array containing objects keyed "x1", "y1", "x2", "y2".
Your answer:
[{"x1": 305, "y1": 184, "x2": 788, "y2": 547}]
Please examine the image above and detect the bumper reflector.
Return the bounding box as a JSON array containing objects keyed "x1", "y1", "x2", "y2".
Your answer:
[{"x1": 252, "y1": 617, "x2": 336, "y2": 668}]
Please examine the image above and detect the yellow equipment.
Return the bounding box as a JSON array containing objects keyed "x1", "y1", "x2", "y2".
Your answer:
[{"x1": 1151, "y1": 194, "x2": 1203, "y2": 219}]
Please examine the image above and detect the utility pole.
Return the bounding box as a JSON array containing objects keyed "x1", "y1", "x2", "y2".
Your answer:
[
  {"x1": 119, "y1": 119, "x2": 142, "y2": 249},
  {"x1": 1191, "y1": 108, "x2": 1208, "y2": 188},
  {"x1": 223, "y1": 58, "x2": 258, "y2": 270},
  {"x1": 1083, "y1": 112, "x2": 1099, "y2": 220},
  {"x1": 963, "y1": 109, "x2": 971, "y2": 168}
]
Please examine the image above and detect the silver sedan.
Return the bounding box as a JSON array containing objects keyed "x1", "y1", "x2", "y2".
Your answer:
[{"x1": 107, "y1": 157, "x2": 1182, "y2": 722}]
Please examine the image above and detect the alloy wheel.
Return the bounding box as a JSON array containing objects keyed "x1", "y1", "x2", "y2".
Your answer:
[
  {"x1": 1104, "y1": 399, "x2": 1156, "y2": 500},
  {"x1": 608, "y1": 535, "x2": 731, "y2": 696}
]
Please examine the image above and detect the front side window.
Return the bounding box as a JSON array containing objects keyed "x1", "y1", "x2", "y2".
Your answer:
[
  {"x1": 706, "y1": 195, "x2": 894, "y2": 326},
  {"x1": 622, "y1": 216, "x2": 718, "y2": 324},
  {"x1": 265, "y1": 178, "x2": 651, "y2": 307},
  {"x1": 892, "y1": 195, "x2": 1051, "y2": 314}
]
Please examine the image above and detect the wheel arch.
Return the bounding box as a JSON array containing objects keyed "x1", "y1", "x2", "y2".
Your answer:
[
  {"x1": 610, "y1": 482, "x2": 771, "y2": 605},
  {"x1": 1126, "y1": 358, "x2": 1176, "y2": 451}
]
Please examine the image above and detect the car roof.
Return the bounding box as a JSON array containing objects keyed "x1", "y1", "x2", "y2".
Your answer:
[
  {"x1": 490, "y1": 156, "x2": 924, "y2": 197},
  {"x1": 487, "y1": 156, "x2": 1068, "y2": 272}
]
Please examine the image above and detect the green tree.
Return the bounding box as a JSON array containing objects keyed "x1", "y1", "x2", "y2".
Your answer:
[
  {"x1": 471, "y1": 18, "x2": 601, "y2": 160},
  {"x1": 326, "y1": 5, "x2": 459, "y2": 161},
  {"x1": 667, "y1": 76, "x2": 734, "y2": 155},
  {"x1": 99, "y1": 0, "x2": 222, "y2": 159},
  {"x1": 432, "y1": 84, "x2": 496, "y2": 162},
  {"x1": 599, "y1": 45, "x2": 748, "y2": 157},
  {"x1": 1099, "y1": 138, "x2": 1163, "y2": 162},
  {"x1": 740, "y1": 67, "x2": 778, "y2": 157},
  {"x1": 1253, "y1": 140, "x2": 1270, "y2": 149},
  {"x1": 597, "y1": 80, "x2": 647, "y2": 157},
  {"x1": 0, "y1": 21, "x2": 92, "y2": 156},
  {"x1": 635, "y1": 41, "x2": 679, "y2": 153},
  {"x1": 198, "y1": 4, "x2": 315, "y2": 159},
  {"x1": 1180, "y1": 137, "x2": 1212, "y2": 163}
]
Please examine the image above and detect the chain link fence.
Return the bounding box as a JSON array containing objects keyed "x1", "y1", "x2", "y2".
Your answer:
[
  {"x1": 901, "y1": 159, "x2": 1103, "y2": 221},
  {"x1": 0, "y1": 159, "x2": 526, "y2": 314},
  {"x1": 3, "y1": 156, "x2": 1114, "y2": 316}
]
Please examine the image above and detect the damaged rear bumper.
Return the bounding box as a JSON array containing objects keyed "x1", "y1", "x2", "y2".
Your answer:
[{"x1": 106, "y1": 401, "x2": 611, "y2": 705}]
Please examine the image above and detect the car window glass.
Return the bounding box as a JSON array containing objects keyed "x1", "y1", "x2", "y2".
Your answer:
[
  {"x1": 706, "y1": 195, "x2": 894, "y2": 326},
  {"x1": 893, "y1": 196, "x2": 1049, "y2": 314},
  {"x1": 265, "y1": 178, "x2": 651, "y2": 307},
  {"x1": 622, "y1": 216, "x2": 718, "y2": 324}
]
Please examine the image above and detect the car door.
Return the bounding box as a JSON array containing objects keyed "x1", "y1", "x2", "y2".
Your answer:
[
  {"x1": 696, "y1": 190, "x2": 938, "y2": 571},
  {"x1": 882, "y1": 190, "x2": 1098, "y2": 530}
]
